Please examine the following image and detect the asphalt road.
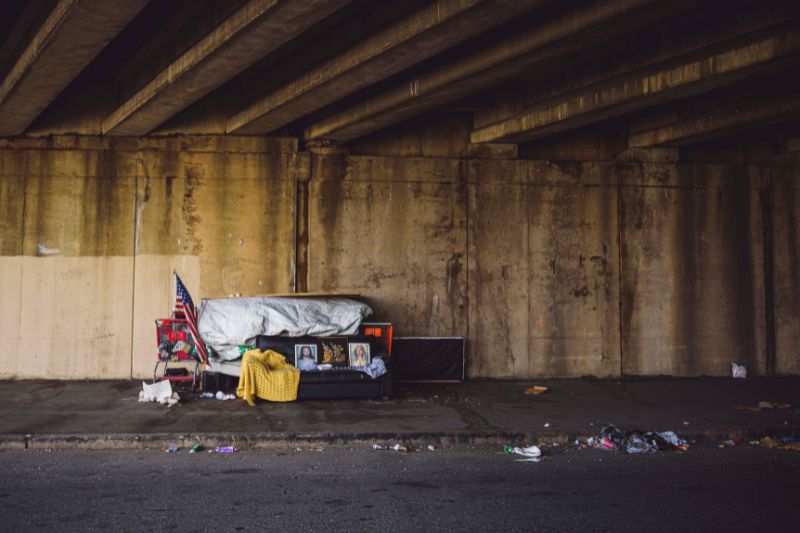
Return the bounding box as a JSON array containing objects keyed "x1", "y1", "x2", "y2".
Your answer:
[{"x1": 1, "y1": 444, "x2": 798, "y2": 532}]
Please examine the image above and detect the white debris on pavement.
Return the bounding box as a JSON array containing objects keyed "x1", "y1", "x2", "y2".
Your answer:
[
  {"x1": 139, "y1": 381, "x2": 180, "y2": 407},
  {"x1": 508, "y1": 445, "x2": 542, "y2": 462}
]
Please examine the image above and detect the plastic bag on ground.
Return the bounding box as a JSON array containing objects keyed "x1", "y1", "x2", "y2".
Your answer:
[
  {"x1": 505, "y1": 445, "x2": 542, "y2": 461},
  {"x1": 732, "y1": 363, "x2": 747, "y2": 378}
]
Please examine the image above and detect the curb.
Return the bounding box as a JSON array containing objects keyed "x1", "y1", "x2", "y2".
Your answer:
[{"x1": 2, "y1": 426, "x2": 798, "y2": 451}]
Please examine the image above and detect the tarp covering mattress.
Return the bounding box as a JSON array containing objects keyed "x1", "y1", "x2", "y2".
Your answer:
[{"x1": 199, "y1": 297, "x2": 372, "y2": 360}]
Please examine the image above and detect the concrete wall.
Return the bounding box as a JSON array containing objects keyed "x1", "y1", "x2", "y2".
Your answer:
[
  {"x1": 619, "y1": 163, "x2": 767, "y2": 376},
  {"x1": 0, "y1": 136, "x2": 296, "y2": 379},
  {"x1": 305, "y1": 150, "x2": 797, "y2": 378},
  {"x1": 771, "y1": 164, "x2": 800, "y2": 375},
  {"x1": 1, "y1": 134, "x2": 798, "y2": 379},
  {"x1": 307, "y1": 153, "x2": 468, "y2": 336},
  {"x1": 467, "y1": 160, "x2": 620, "y2": 378}
]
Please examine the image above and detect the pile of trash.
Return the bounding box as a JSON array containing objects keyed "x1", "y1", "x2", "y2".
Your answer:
[{"x1": 579, "y1": 425, "x2": 689, "y2": 454}]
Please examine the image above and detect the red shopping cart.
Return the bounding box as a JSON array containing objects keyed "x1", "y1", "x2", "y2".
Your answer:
[{"x1": 154, "y1": 318, "x2": 202, "y2": 390}]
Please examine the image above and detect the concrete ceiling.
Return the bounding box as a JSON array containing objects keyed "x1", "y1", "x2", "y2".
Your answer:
[{"x1": 0, "y1": 0, "x2": 798, "y2": 148}]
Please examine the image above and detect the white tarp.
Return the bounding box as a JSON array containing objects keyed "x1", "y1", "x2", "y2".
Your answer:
[{"x1": 198, "y1": 297, "x2": 372, "y2": 360}]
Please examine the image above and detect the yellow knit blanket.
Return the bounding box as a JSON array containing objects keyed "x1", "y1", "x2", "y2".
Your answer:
[{"x1": 236, "y1": 349, "x2": 300, "y2": 405}]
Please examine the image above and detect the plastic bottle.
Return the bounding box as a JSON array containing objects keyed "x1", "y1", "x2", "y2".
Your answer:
[{"x1": 188, "y1": 444, "x2": 202, "y2": 454}]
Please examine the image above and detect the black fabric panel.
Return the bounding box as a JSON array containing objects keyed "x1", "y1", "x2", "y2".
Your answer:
[
  {"x1": 297, "y1": 382, "x2": 382, "y2": 400},
  {"x1": 392, "y1": 338, "x2": 464, "y2": 381},
  {"x1": 201, "y1": 372, "x2": 239, "y2": 393},
  {"x1": 299, "y1": 370, "x2": 373, "y2": 384}
]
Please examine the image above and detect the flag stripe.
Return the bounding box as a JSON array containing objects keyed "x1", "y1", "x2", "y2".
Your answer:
[{"x1": 174, "y1": 273, "x2": 208, "y2": 364}]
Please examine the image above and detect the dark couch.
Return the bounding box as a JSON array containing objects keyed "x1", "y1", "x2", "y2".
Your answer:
[{"x1": 255, "y1": 334, "x2": 393, "y2": 400}]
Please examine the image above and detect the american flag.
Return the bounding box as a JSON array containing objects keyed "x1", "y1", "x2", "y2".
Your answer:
[{"x1": 174, "y1": 272, "x2": 209, "y2": 364}]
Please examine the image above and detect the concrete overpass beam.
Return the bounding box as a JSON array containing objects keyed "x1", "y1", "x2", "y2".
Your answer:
[
  {"x1": 303, "y1": 0, "x2": 668, "y2": 142},
  {"x1": 629, "y1": 91, "x2": 800, "y2": 147},
  {"x1": 471, "y1": 27, "x2": 800, "y2": 144},
  {"x1": 102, "y1": 0, "x2": 349, "y2": 136},
  {"x1": 226, "y1": 0, "x2": 548, "y2": 135},
  {"x1": 0, "y1": 0, "x2": 148, "y2": 137}
]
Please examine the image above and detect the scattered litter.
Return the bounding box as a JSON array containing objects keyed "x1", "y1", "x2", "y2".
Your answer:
[
  {"x1": 759, "y1": 436, "x2": 800, "y2": 451},
  {"x1": 524, "y1": 386, "x2": 549, "y2": 395},
  {"x1": 372, "y1": 443, "x2": 408, "y2": 452},
  {"x1": 731, "y1": 363, "x2": 747, "y2": 378},
  {"x1": 682, "y1": 421, "x2": 690, "y2": 426},
  {"x1": 188, "y1": 444, "x2": 203, "y2": 454},
  {"x1": 544, "y1": 422, "x2": 551, "y2": 428},
  {"x1": 582, "y1": 425, "x2": 689, "y2": 453},
  {"x1": 749, "y1": 440, "x2": 760, "y2": 446},
  {"x1": 427, "y1": 444, "x2": 436, "y2": 451},
  {"x1": 503, "y1": 445, "x2": 542, "y2": 462},
  {"x1": 212, "y1": 446, "x2": 237, "y2": 453},
  {"x1": 720, "y1": 437, "x2": 742, "y2": 447},
  {"x1": 736, "y1": 401, "x2": 792, "y2": 412},
  {"x1": 758, "y1": 401, "x2": 792, "y2": 409},
  {"x1": 200, "y1": 392, "x2": 214, "y2": 399},
  {"x1": 215, "y1": 391, "x2": 236, "y2": 400},
  {"x1": 139, "y1": 381, "x2": 180, "y2": 407},
  {"x1": 165, "y1": 447, "x2": 179, "y2": 453},
  {"x1": 761, "y1": 436, "x2": 779, "y2": 448}
]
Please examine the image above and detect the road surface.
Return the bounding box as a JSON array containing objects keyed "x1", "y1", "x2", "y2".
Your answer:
[{"x1": 1, "y1": 444, "x2": 798, "y2": 531}]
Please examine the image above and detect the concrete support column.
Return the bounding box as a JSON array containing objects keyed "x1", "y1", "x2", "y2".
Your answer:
[{"x1": 300, "y1": 142, "x2": 348, "y2": 293}]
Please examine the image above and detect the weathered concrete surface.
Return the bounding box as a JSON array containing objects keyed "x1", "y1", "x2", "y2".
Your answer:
[
  {"x1": 619, "y1": 163, "x2": 767, "y2": 376},
  {"x1": 307, "y1": 154, "x2": 468, "y2": 336},
  {"x1": 472, "y1": 28, "x2": 800, "y2": 144},
  {"x1": 468, "y1": 160, "x2": 620, "y2": 378},
  {"x1": 228, "y1": 0, "x2": 546, "y2": 134},
  {"x1": 630, "y1": 89, "x2": 800, "y2": 148},
  {"x1": 103, "y1": 0, "x2": 348, "y2": 135},
  {"x1": 0, "y1": 0, "x2": 149, "y2": 136},
  {"x1": 131, "y1": 142, "x2": 297, "y2": 298},
  {"x1": 472, "y1": 5, "x2": 800, "y2": 133},
  {"x1": 0, "y1": 136, "x2": 297, "y2": 379},
  {"x1": 1, "y1": 378, "x2": 799, "y2": 446},
  {"x1": 304, "y1": 0, "x2": 670, "y2": 142},
  {"x1": 1, "y1": 133, "x2": 797, "y2": 379},
  {"x1": 770, "y1": 164, "x2": 800, "y2": 375}
]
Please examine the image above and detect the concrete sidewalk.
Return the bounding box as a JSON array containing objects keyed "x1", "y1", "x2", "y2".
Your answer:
[{"x1": 1, "y1": 378, "x2": 799, "y2": 450}]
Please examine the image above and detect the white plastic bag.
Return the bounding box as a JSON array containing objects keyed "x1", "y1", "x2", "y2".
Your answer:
[
  {"x1": 731, "y1": 363, "x2": 747, "y2": 379},
  {"x1": 510, "y1": 445, "x2": 542, "y2": 462}
]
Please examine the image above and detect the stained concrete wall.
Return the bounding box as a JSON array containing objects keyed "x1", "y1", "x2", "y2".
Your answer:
[
  {"x1": 771, "y1": 164, "x2": 800, "y2": 375},
  {"x1": 467, "y1": 160, "x2": 620, "y2": 378},
  {"x1": 1, "y1": 134, "x2": 798, "y2": 379},
  {"x1": 304, "y1": 151, "x2": 796, "y2": 378},
  {"x1": 307, "y1": 153, "x2": 468, "y2": 336},
  {"x1": 619, "y1": 163, "x2": 767, "y2": 376},
  {"x1": 0, "y1": 136, "x2": 296, "y2": 379}
]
